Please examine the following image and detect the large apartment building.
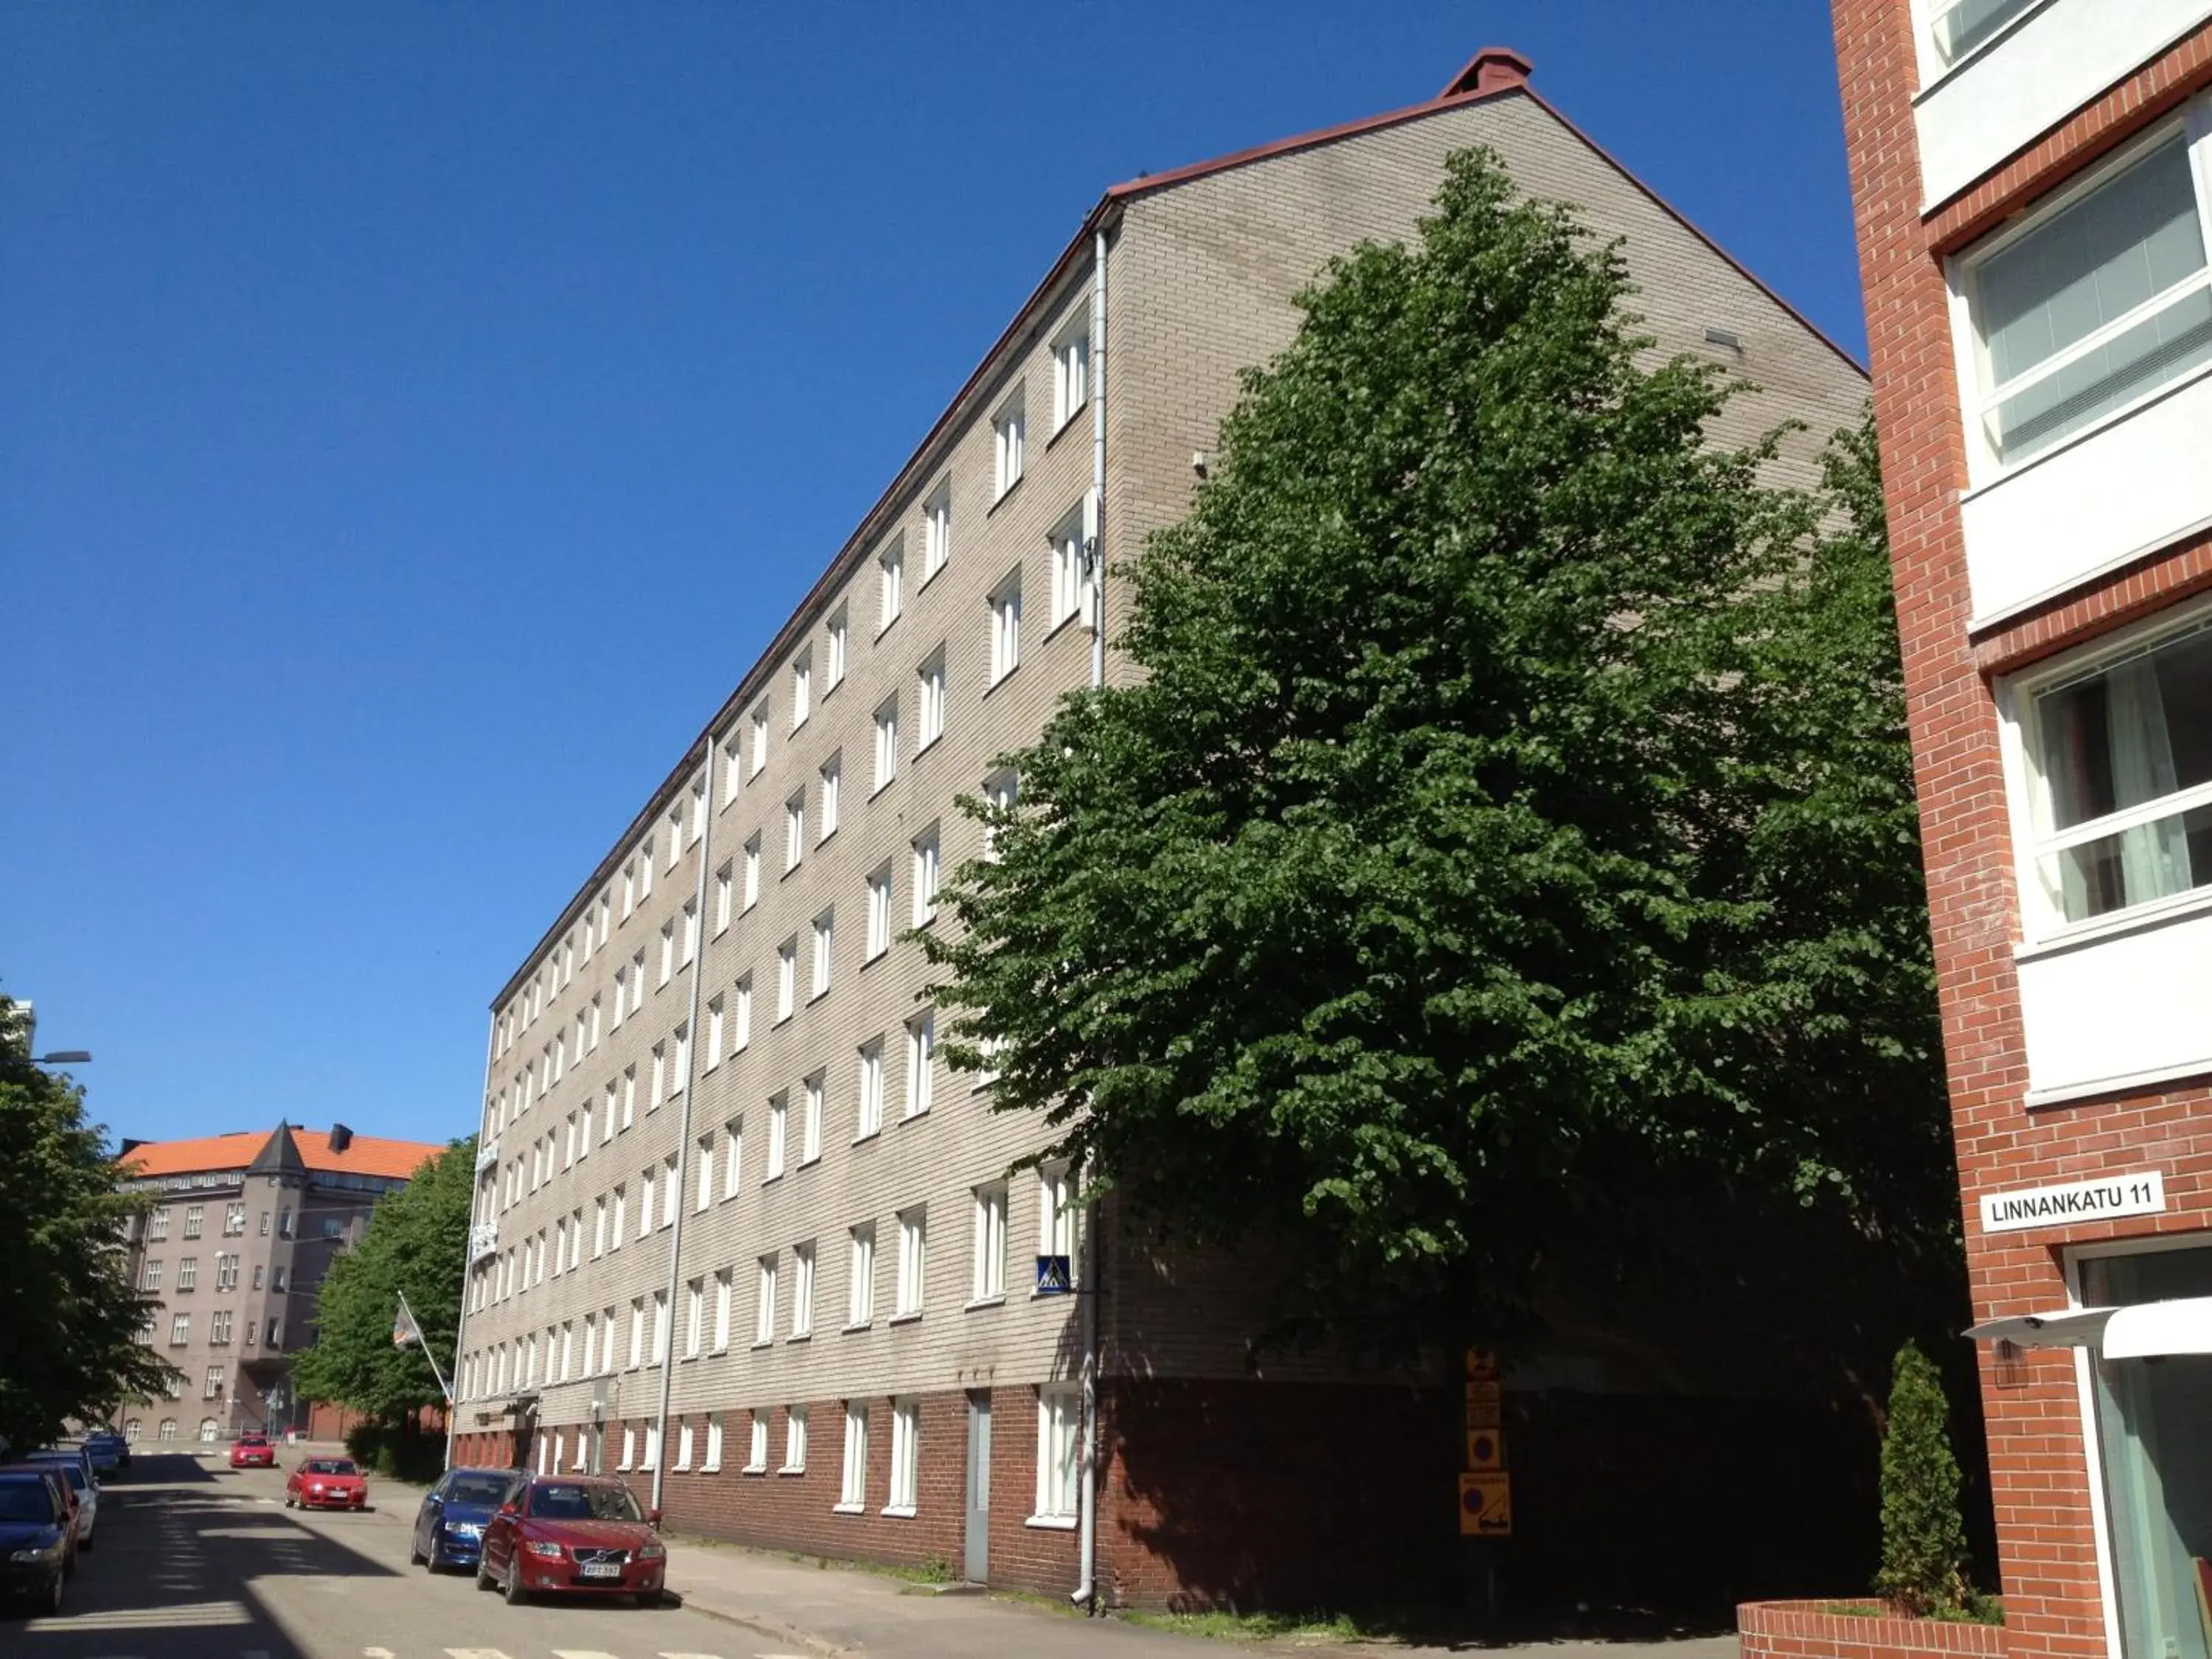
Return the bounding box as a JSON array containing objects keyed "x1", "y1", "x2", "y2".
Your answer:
[
  {"x1": 116, "y1": 1123, "x2": 443, "y2": 1446},
  {"x1": 451, "y1": 48, "x2": 1868, "y2": 1610},
  {"x1": 1829, "y1": 5, "x2": 2212, "y2": 1659}
]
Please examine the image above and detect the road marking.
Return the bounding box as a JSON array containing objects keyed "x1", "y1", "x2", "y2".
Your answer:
[
  {"x1": 445, "y1": 1650, "x2": 518, "y2": 1659},
  {"x1": 26, "y1": 1599, "x2": 251, "y2": 1632},
  {"x1": 365, "y1": 1649, "x2": 397, "y2": 1658},
  {"x1": 553, "y1": 1651, "x2": 625, "y2": 1659}
]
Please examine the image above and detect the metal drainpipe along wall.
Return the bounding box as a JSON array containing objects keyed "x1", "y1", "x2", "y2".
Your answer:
[
  {"x1": 651, "y1": 742, "x2": 716, "y2": 1514},
  {"x1": 445, "y1": 1007, "x2": 498, "y2": 1472},
  {"x1": 1073, "y1": 222, "x2": 1108, "y2": 1610}
]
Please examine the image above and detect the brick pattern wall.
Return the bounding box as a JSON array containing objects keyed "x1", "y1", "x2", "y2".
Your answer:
[
  {"x1": 1739, "y1": 1601, "x2": 2008, "y2": 1659},
  {"x1": 1832, "y1": 7, "x2": 2212, "y2": 1659}
]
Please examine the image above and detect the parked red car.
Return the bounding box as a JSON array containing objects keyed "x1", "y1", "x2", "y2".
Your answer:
[
  {"x1": 284, "y1": 1456, "x2": 368, "y2": 1511},
  {"x1": 229, "y1": 1433, "x2": 276, "y2": 1470},
  {"x1": 474, "y1": 1475, "x2": 667, "y2": 1606}
]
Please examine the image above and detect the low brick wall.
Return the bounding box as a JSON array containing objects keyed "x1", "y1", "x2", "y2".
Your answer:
[{"x1": 1740, "y1": 1600, "x2": 2006, "y2": 1659}]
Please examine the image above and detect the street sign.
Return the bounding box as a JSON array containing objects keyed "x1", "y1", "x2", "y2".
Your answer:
[
  {"x1": 1466, "y1": 1428, "x2": 1502, "y2": 1470},
  {"x1": 1465, "y1": 1380, "x2": 1502, "y2": 1429},
  {"x1": 1459, "y1": 1472, "x2": 1512, "y2": 1536}
]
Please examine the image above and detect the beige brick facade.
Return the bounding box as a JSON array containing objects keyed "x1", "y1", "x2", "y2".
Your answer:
[{"x1": 454, "y1": 53, "x2": 1868, "y2": 1604}]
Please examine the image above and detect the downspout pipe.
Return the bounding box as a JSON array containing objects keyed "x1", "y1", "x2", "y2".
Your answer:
[
  {"x1": 446, "y1": 1011, "x2": 498, "y2": 1475},
  {"x1": 1072, "y1": 222, "x2": 1108, "y2": 1612},
  {"x1": 652, "y1": 742, "x2": 716, "y2": 1515}
]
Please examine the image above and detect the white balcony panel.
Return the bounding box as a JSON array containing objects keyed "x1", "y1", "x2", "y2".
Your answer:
[
  {"x1": 2017, "y1": 905, "x2": 2212, "y2": 1102},
  {"x1": 1916, "y1": 0, "x2": 2212, "y2": 207},
  {"x1": 1961, "y1": 367, "x2": 2212, "y2": 626}
]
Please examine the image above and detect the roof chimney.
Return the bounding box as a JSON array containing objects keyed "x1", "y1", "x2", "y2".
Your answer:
[
  {"x1": 328, "y1": 1123, "x2": 353, "y2": 1153},
  {"x1": 1440, "y1": 46, "x2": 1532, "y2": 100}
]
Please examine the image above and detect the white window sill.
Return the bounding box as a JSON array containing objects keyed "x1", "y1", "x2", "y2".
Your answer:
[
  {"x1": 1025, "y1": 1513, "x2": 1078, "y2": 1531},
  {"x1": 710, "y1": 1344, "x2": 729, "y2": 1357},
  {"x1": 843, "y1": 1321, "x2": 872, "y2": 1334},
  {"x1": 888, "y1": 1310, "x2": 923, "y2": 1326},
  {"x1": 915, "y1": 736, "x2": 942, "y2": 759},
  {"x1": 833, "y1": 1501, "x2": 865, "y2": 1515},
  {"x1": 741, "y1": 1463, "x2": 768, "y2": 1476},
  {"x1": 881, "y1": 1503, "x2": 917, "y2": 1519},
  {"x1": 788, "y1": 1332, "x2": 812, "y2": 1344},
  {"x1": 778, "y1": 1464, "x2": 806, "y2": 1477},
  {"x1": 872, "y1": 778, "x2": 897, "y2": 799},
  {"x1": 852, "y1": 1129, "x2": 880, "y2": 1147},
  {"x1": 751, "y1": 1340, "x2": 773, "y2": 1352},
  {"x1": 900, "y1": 1108, "x2": 929, "y2": 1126},
  {"x1": 964, "y1": 1295, "x2": 1006, "y2": 1312},
  {"x1": 673, "y1": 1464, "x2": 692, "y2": 1474},
  {"x1": 699, "y1": 1462, "x2": 721, "y2": 1474},
  {"x1": 616, "y1": 1465, "x2": 634, "y2": 1474},
  {"x1": 1031, "y1": 1286, "x2": 1077, "y2": 1301},
  {"x1": 1042, "y1": 612, "x2": 1083, "y2": 644},
  {"x1": 2014, "y1": 884, "x2": 2212, "y2": 964}
]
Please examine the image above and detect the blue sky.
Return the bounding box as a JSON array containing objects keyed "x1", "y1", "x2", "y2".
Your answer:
[{"x1": 0, "y1": 2, "x2": 1865, "y2": 1152}]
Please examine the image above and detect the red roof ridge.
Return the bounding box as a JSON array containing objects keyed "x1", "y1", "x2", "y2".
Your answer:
[
  {"x1": 1441, "y1": 46, "x2": 1534, "y2": 100},
  {"x1": 120, "y1": 1124, "x2": 444, "y2": 1183}
]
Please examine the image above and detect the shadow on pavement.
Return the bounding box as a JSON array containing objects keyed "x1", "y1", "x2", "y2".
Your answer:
[{"x1": 8, "y1": 1453, "x2": 403, "y2": 1659}]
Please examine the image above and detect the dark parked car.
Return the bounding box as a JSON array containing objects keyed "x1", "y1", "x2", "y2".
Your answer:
[
  {"x1": 475, "y1": 1475, "x2": 667, "y2": 1606},
  {"x1": 81, "y1": 1432, "x2": 126, "y2": 1474},
  {"x1": 0, "y1": 1470, "x2": 72, "y2": 1615},
  {"x1": 409, "y1": 1469, "x2": 518, "y2": 1573}
]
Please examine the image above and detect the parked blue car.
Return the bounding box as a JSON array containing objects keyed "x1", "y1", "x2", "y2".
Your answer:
[{"x1": 409, "y1": 1468, "x2": 520, "y2": 1573}]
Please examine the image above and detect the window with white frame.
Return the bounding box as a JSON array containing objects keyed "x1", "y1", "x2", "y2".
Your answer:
[
  {"x1": 713, "y1": 1268, "x2": 732, "y2": 1351},
  {"x1": 849, "y1": 1222, "x2": 875, "y2": 1325},
  {"x1": 994, "y1": 394, "x2": 1026, "y2": 498},
  {"x1": 748, "y1": 1412, "x2": 770, "y2": 1472},
  {"x1": 627, "y1": 1298, "x2": 645, "y2": 1368},
  {"x1": 973, "y1": 1181, "x2": 1007, "y2": 1302},
  {"x1": 874, "y1": 696, "x2": 900, "y2": 790},
  {"x1": 639, "y1": 1166, "x2": 657, "y2": 1239},
  {"x1": 895, "y1": 1206, "x2": 926, "y2": 1317},
  {"x1": 706, "y1": 995, "x2": 725, "y2": 1068},
  {"x1": 756, "y1": 1254, "x2": 778, "y2": 1345},
  {"x1": 685, "y1": 1278, "x2": 703, "y2": 1359},
  {"x1": 667, "y1": 807, "x2": 684, "y2": 868},
  {"x1": 768, "y1": 1093, "x2": 788, "y2": 1180},
  {"x1": 917, "y1": 651, "x2": 946, "y2": 751},
  {"x1": 791, "y1": 647, "x2": 813, "y2": 729},
  {"x1": 661, "y1": 1153, "x2": 678, "y2": 1228},
  {"x1": 723, "y1": 1116, "x2": 744, "y2": 1198},
  {"x1": 776, "y1": 938, "x2": 796, "y2": 1023},
  {"x1": 659, "y1": 919, "x2": 675, "y2": 987},
  {"x1": 697, "y1": 1133, "x2": 715, "y2": 1210},
  {"x1": 792, "y1": 1240, "x2": 815, "y2": 1338},
  {"x1": 878, "y1": 538, "x2": 905, "y2": 633},
  {"x1": 827, "y1": 604, "x2": 848, "y2": 690},
  {"x1": 675, "y1": 1422, "x2": 694, "y2": 1471},
  {"x1": 2011, "y1": 608, "x2": 2212, "y2": 930},
  {"x1": 622, "y1": 1064, "x2": 638, "y2": 1128},
  {"x1": 1035, "y1": 1385, "x2": 1080, "y2": 1520},
  {"x1": 905, "y1": 1010, "x2": 934, "y2": 1118},
  {"x1": 911, "y1": 827, "x2": 940, "y2": 925},
  {"x1": 1053, "y1": 315, "x2": 1090, "y2": 431},
  {"x1": 812, "y1": 908, "x2": 835, "y2": 998},
  {"x1": 619, "y1": 1426, "x2": 636, "y2": 1470},
  {"x1": 785, "y1": 790, "x2": 807, "y2": 872},
  {"x1": 743, "y1": 833, "x2": 762, "y2": 909},
  {"x1": 990, "y1": 572, "x2": 1022, "y2": 684},
  {"x1": 866, "y1": 863, "x2": 892, "y2": 960},
  {"x1": 733, "y1": 974, "x2": 753, "y2": 1051},
  {"x1": 1040, "y1": 1162, "x2": 1077, "y2": 1287},
  {"x1": 672, "y1": 1023, "x2": 689, "y2": 1091},
  {"x1": 629, "y1": 949, "x2": 645, "y2": 1012},
  {"x1": 650, "y1": 1042, "x2": 667, "y2": 1110},
  {"x1": 750, "y1": 703, "x2": 770, "y2": 777},
  {"x1": 858, "y1": 1038, "x2": 885, "y2": 1138},
  {"x1": 782, "y1": 1404, "x2": 808, "y2": 1472},
  {"x1": 602, "y1": 1080, "x2": 617, "y2": 1143},
  {"x1": 703, "y1": 1416, "x2": 723, "y2": 1472},
  {"x1": 689, "y1": 775, "x2": 706, "y2": 844},
  {"x1": 1051, "y1": 500, "x2": 1094, "y2": 630},
  {"x1": 840, "y1": 1402, "x2": 869, "y2": 1509},
  {"x1": 923, "y1": 485, "x2": 952, "y2": 582},
  {"x1": 803, "y1": 1071, "x2": 824, "y2": 1164},
  {"x1": 1961, "y1": 126, "x2": 2212, "y2": 473},
  {"x1": 1924, "y1": 0, "x2": 2039, "y2": 72},
  {"x1": 594, "y1": 1196, "x2": 608, "y2": 1258},
  {"x1": 681, "y1": 900, "x2": 698, "y2": 966},
  {"x1": 622, "y1": 860, "x2": 637, "y2": 919},
  {"x1": 639, "y1": 838, "x2": 654, "y2": 900},
  {"x1": 613, "y1": 1183, "x2": 627, "y2": 1245},
  {"x1": 178, "y1": 1256, "x2": 198, "y2": 1291},
  {"x1": 888, "y1": 1397, "x2": 920, "y2": 1513},
  {"x1": 819, "y1": 753, "x2": 841, "y2": 841}
]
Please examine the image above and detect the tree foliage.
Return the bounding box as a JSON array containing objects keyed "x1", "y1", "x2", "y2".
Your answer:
[
  {"x1": 291, "y1": 1136, "x2": 473, "y2": 1424},
  {"x1": 923, "y1": 147, "x2": 1948, "y2": 1353},
  {"x1": 1875, "y1": 1342, "x2": 1971, "y2": 1615},
  {"x1": 0, "y1": 996, "x2": 175, "y2": 1450}
]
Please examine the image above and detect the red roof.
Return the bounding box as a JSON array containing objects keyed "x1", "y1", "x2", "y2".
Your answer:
[{"x1": 121, "y1": 1126, "x2": 443, "y2": 1183}]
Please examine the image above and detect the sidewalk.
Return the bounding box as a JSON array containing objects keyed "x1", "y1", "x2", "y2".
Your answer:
[{"x1": 662, "y1": 1539, "x2": 1744, "y2": 1659}]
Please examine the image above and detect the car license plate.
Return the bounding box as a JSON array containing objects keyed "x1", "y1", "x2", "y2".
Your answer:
[{"x1": 581, "y1": 1562, "x2": 622, "y2": 1579}]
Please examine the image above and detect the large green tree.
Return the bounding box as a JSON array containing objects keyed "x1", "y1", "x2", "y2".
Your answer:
[
  {"x1": 0, "y1": 997, "x2": 174, "y2": 1450},
  {"x1": 291, "y1": 1137, "x2": 473, "y2": 1425},
  {"x1": 923, "y1": 147, "x2": 1949, "y2": 1354}
]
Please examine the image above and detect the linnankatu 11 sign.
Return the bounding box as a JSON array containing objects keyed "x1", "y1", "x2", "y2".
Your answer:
[{"x1": 1980, "y1": 1170, "x2": 2166, "y2": 1235}]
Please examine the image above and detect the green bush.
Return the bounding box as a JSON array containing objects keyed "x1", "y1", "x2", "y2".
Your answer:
[
  {"x1": 341, "y1": 1419, "x2": 446, "y2": 1483},
  {"x1": 1874, "y1": 1342, "x2": 1972, "y2": 1617}
]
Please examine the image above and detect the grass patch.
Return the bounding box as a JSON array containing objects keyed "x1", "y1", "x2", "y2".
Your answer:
[
  {"x1": 1818, "y1": 1596, "x2": 2004, "y2": 1627},
  {"x1": 1118, "y1": 1607, "x2": 1366, "y2": 1644}
]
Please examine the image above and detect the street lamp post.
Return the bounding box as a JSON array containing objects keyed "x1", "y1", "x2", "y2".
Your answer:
[{"x1": 30, "y1": 1050, "x2": 92, "y2": 1065}]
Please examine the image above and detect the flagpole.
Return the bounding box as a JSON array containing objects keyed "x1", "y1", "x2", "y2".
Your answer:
[{"x1": 397, "y1": 1290, "x2": 453, "y2": 1403}]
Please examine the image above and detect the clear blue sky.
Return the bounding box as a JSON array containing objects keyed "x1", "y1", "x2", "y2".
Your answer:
[{"x1": 1, "y1": 2, "x2": 1865, "y2": 1152}]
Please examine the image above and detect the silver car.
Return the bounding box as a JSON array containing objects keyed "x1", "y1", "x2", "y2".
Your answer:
[{"x1": 24, "y1": 1454, "x2": 95, "y2": 1550}]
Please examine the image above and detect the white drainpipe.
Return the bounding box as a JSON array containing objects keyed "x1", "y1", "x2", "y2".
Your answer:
[{"x1": 1071, "y1": 221, "x2": 1108, "y2": 1611}]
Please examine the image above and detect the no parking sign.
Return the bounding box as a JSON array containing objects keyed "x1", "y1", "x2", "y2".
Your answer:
[{"x1": 1459, "y1": 1471, "x2": 1512, "y2": 1537}]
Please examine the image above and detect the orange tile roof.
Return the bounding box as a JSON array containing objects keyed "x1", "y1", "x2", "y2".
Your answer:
[{"x1": 120, "y1": 1126, "x2": 443, "y2": 1183}]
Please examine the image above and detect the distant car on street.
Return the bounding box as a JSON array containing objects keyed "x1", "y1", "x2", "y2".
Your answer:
[
  {"x1": 475, "y1": 1475, "x2": 667, "y2": 1606},
  {"x1": 0, "y1": 1470, "x2": 72, "y2": 1615},
  {"x1": 81, "y1": 1430, "x2": 126, "y2": 1473},
  {"x1": 285, "y1": 1455, "x2": 368, "y2": 1511},
  {"x1": 229, "y1": 1433, "x2": 277, "y2": 1470},
  {"x1": 409, "y1": 1467, "x2": 518, "y2": 1573},
  {"x1": 0, "y1": 1465, "x2": 77, "y2": 1579},
  {"x1": 20, "y1": 1453, "x2": 97, "y2": 1550}
]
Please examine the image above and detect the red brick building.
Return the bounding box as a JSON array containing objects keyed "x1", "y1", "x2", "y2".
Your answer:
[{"x1": 1831, "y1": 5, "x2": 2212, "y2": 1659}]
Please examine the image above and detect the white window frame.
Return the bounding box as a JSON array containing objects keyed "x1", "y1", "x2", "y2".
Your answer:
[
  {"x1": 972, "y1": 1181, "x2": 1007, "y2": 1304},
  {"x1": 1052, "y1": 313, "x2": 1091, "y2": 432},
  {"x1": 803, "y1": 1071, "x2": 825, "y2": 1164},
  {"x1": 790, "y1": 647, "x2": 813, "y2": 729},
  {"x1": 866, "y1": 863, "x2": 893, "y2": 961},
  {"x1": 904, "y1": 1010, "x2": 934, "y2": 1119},
  {"x1": 713, "y1": 1269, "x2": 732, "y2": 1352},
  {"x1": 993, "y1": 394, "x2": 1026, "y2": 500},
  {"x1": 878, "y1": 538, "x2": 905, "y2": 634},
  {"x1": 886, "y1": 1397, "x2": 920, "y2": 1514},
  {"x1": 911, "y1": 827, "x2": 940, "y2": 927},
  {"x1": 749, "y1": 703, "x2": 771, "y2": 778},
  {"x1": 791, "y1": 1239, "x2": 815, "y2": 1338},
  {"x1": 990, "y1": 571, "x2": 1022, "y2": 685},
  {"x1": 768, "y1": 1093, "x2": 788, "y2": 1181},
  {"x1": 776, "y1": 938, "x2": 797, "y2": 1023},
  {"x1": 756, "y1": 1255, "x2": 779, "y2": 1346},
  {"x1": 874, "y1": 696, "x2": 900, "y2": 791},
  {"x1": 819, "y1": 753, "x2": 841, "y2": 841},
  {"x1": 839, "y1": 1402, "x2": 869, "y2": 1511},
  {"x1": 922, "y1": 485, "x2": 952, "y2": 583},
  {"x1": 916, "y1": 651, "x2": 946, "y2": 752},
  {"x1": 857, "y1": 1038, "x2": 885, "y2": 1140},
  {"x1": 785, "y1": 790, "x2": 807, "y2": 872},
  {"x1": 782, "y1": 1404, "x2": 808, "y2": 1474},
  {"x1": 748, "y1": 1413, "x2": 771, "y2": 1474},
  {"x1": 827, "y1": 604, "x2": 849, "y2": 690},
  {"x1": 848, "y1": 1222, "x2": 876, "y2": 1326},
  {"x1": 811, "y1": 908, "x2": 835, "y2": 999},
  {"x1": 723, "y1": 1115, "x2": 744, "y2": 1198},
  {"x1": 894, "y1": 1206, "x2": 926, "y2": 1318},
  {"x1": 743, "y1": 834, "x2": 762, "y2": 910}
]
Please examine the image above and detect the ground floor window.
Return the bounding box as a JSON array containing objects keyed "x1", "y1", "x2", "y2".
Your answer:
[
  {"x1": 198, "y1": 1418, "x2": 219, "y2": 1443},
  {"x1": 159, "y1": 1419, "x2": 177, "y2": 1441},
  {"x1": 124, "y1": 1419, "x2": 141, "y2": 1441},
  {"x1": 2084, "y1": 1243, "x2": 2212, "y2": 1659}
]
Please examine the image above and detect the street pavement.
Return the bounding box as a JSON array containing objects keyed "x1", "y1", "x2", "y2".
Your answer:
[{"x1": 3, "y1": 1451, "x2": 1745, "y2": 1659}]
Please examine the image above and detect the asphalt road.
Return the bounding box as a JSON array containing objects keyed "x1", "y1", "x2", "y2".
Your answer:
[{"x1": 4, "y1": 1453, "x2": 793, "y2": 1659}]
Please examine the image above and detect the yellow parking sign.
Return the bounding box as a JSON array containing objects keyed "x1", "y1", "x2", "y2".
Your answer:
[{"x1": 1459, "y1": 1472, "x2": 1512, "y2": 1537}]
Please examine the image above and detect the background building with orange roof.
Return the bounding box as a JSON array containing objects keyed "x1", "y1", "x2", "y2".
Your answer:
[{"x1": 113, "y1": 1121, "x2": 442, "y2": 1447}]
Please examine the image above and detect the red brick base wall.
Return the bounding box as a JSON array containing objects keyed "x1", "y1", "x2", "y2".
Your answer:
[{"x1": 1739, "y1": 1600, "x2": 2007, "y2": 1659}]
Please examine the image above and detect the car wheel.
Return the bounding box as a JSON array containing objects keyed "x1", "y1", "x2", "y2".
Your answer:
[
  {"x1": 502, "y1": 1556, "x2": 528, "y2": 1607},
  {"x1": 45, "y1": 1569, "x2": 63, "y2": 1617},
  {"x1": 407, "y1": 1533, "x2": 425, "y2": 1567},
  {"x1": 476, "y1": 1551, "x2": 497, "y2": 1592}
]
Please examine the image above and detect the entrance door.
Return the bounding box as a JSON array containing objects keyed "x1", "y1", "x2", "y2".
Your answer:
[{"x1": 964, "y1": 1391, "x2": 992, "y2": 1585}]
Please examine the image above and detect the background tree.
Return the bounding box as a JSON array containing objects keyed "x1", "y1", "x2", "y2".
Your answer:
[
  {"x1": 0, "y1": 995, "x2": 174, "y2": 1450},
  {"x1": 291, "y1": 1135, "x2": 473, "y2": 1434},
  {"x1": 924, "y1": 147, "x2": 1949, "y2": 1356}
]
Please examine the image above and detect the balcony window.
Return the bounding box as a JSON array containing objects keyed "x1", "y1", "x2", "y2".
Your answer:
[{"x1": 1925, "y1": 0, "x2": 2037, "y2": 71}]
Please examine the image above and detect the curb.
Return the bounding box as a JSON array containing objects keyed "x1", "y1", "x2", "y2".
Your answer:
[{"x1": 672, "y1": 1590, "x2": 852, "y2": 1659}]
